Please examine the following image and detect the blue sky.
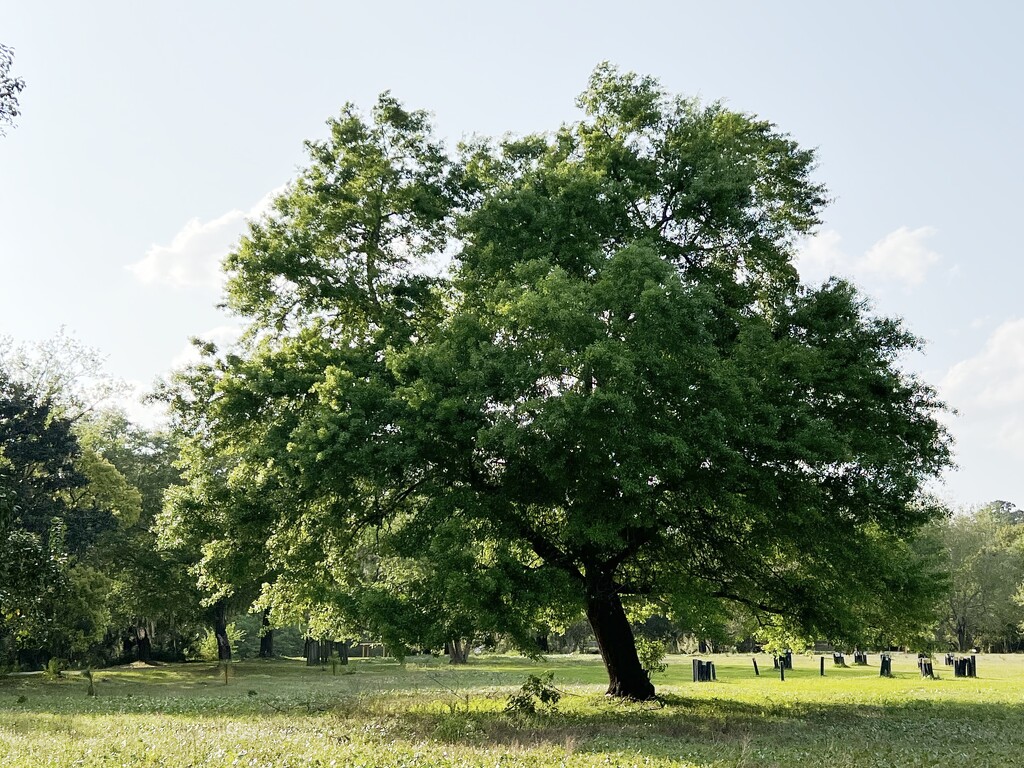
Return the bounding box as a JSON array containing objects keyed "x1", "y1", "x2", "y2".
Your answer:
[{"x1": 1, "y1": 1, "x2": 1021, "y2": 507}]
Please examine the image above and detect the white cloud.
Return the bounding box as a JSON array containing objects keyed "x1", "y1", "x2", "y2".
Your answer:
[
  {"x1": 859, "y1": 226, "x2": 940, "y2": 286},
  {"x1": 126, "y1": 187, "x2": 283, "y2": 289},
  {"x1": 944, "y1": 319, "x2": 1024, "y2": 408},
  {"x1": 942, "y1": 318, "x2": 1024, "y2": 457},
  {"x1": 793, "y1": 229, "x2": 847, "y2": 284},
  {"x1": 796, "y1": 225, "x2": 942, "y2": 288},
  {"x1": 113, "y1": 380, "x2": 170, "y2": 430},
  {"x1": 170, "y1": 324, "x2": 245, "y2": 370}
]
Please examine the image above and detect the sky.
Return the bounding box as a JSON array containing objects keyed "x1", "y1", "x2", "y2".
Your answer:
[{"x1": 1, "y1": 1, "x2": 1022, "y2": 508}]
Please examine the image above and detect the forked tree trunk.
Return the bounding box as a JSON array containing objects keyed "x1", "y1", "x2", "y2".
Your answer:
[
  {"x1": 956, "y1": 618, "x2": 968, "y2": 653},
  {"x1": 585, "y1": 584, "x2": 655, "y2": 700},
  {"x1": 213, "y1": 602, "x2": 231, "y2": 662},
  {"x1": 258, "y1": 610, "x2": 273, "y2": 658}
]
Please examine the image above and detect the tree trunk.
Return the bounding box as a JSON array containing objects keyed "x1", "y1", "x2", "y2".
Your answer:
[
  {"x1": 338, "y1": 639, "x2": 350, "y2": 666},
  {"x1": 585, "y1": 585, "x2": 655, "y2": 700},
  {"x1": 213, "y1": 602, "x2": 231, "y2": 662},
  {"x1": 449, "y1": 638, "x2": 469, "y2": 664},
  {"x1": 136, "y1": 625, "x2": 152, "y2": 662},
  {"x1": 305, "y1": 638, "x2": 319, "y2": 666},
  {"x1": 956, "y1": 618, "x2": 968, "y2": 653},
  {"x1": 258, "y1": 610, "x2": 273, "y2": 658}
]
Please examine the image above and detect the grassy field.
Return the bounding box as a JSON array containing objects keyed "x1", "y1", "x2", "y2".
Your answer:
[{"x1": 2, "y1": 652, "x2": 1023, "y2": 767}]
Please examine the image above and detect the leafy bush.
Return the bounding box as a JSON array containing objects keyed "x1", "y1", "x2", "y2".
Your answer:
[
  {"x1": 42, "y1": 657, "x2": 66, "y2": 680},
  {"x1": 504, "y1": 672, "x2": 561, "y2": 715},
  {"x1": 635, "y1": 637, "x2": 667, "y2": 677},
  {"x1": 191, "y1": 623, "x2": 245, "y2": 661}
]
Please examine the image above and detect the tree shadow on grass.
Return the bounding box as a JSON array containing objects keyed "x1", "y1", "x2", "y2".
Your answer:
[
  {"x1": 396, "y1": 696, "x2": 1024, "y2": 766},
  {"x1": 5, "y1": 673, "x2": 1024, "y2": 766}
]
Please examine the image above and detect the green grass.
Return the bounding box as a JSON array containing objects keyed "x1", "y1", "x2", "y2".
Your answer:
[{"x1": 2, "y1": 652, "x2": 1023, "y2": 766}]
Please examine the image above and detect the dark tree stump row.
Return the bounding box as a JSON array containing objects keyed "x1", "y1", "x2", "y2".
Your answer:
[{"x1": 692, "y1": 659, "x2": 716, "y2": 682}]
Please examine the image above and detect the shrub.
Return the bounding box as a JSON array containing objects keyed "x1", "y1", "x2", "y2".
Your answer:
[
  {"x1": 42, "y1": 657, "x2": 66, "y2": 680},
  {"x1": 635, "y1": 637, "x2": 667, "y2": 677},
  {"x1": 190, "y1": 623, "x2": 245, "y2": 661},
  {"x1": 505, "y1": 672, "x2": 561, "y2": 715}
]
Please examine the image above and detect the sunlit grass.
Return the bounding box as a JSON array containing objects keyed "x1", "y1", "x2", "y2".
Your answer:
[{"x1": 1, "y1": 652, "x2": 1023, "y2": 766}]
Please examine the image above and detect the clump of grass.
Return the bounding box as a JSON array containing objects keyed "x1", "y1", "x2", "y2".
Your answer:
[{"x1": 41, "y1": 658, "x2": 65, "y2": 681}]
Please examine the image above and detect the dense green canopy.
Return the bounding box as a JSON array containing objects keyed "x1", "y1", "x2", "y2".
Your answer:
[{"x1": 166, "y1": 65, "x2": 952, "y2": 699}]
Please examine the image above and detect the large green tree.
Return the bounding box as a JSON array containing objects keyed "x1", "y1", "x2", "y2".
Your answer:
[{"x1": 170, "y1": 66, "x2": 951, "y2": 699}]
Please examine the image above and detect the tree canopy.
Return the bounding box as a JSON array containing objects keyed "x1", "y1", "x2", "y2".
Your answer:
[
  {"x1": 0, "y1": 43, "x2": 25, "y2": 136},
  {"x1": 167, "y1": 65, "x2": 952, "y2": 699}
]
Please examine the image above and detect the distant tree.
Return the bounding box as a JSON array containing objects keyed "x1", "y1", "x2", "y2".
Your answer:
[
  {"x1": 0, "y1": 334, "x2": 197, "y2": 667},
  {"x1": 0, "y1": 372, "x2": 90, "y2": 663},
  {"x1": 938, "y1": 502, "x2": 1024, "y2": 652},
  {"x1": 82, "y1": 412, "x2": 203, "y2": 662},
  {"x1": 0, "y1": 44, "x2": 25, "y2": 136}
]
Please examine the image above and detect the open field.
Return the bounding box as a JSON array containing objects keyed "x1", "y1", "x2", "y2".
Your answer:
[{"x1": 2, "y1": 653, "x2": 1024, "y2": 767}]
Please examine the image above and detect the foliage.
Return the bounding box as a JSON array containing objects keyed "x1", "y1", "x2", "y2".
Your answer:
[
  {"x1": 41, "y1": 657, "x2": 65, "y2": 680},
  {"x1": 755, "y1": 622, "x2": 811, "y2": 658},
  {"x1": 192, "y1": 622, "x2": 245, "y2": 662},
  {"x1": 231, "y1": 613, "x2": 305, "y2": 659},
  {"x1": 934, "y1": 501, "x2": 1024, "y2": 651},
  {"x1": 504, "y1": 671, "x2": 561, "y2": 715},
  {"x1": 0, "y1": 43, "x2": 24, "y2": 136},
  {"x1": 0, "y1": 334, "x2": 201, "y2": 668},
  {"x1": 634, "y1": 637, "x2": 667, "y2": 677},
  {"x1": 0, "y1": 328, "x2": 128, "y2": 423}
]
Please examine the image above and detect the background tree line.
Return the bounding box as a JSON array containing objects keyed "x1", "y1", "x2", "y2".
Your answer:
[{"x1": 1, "y1": 332, "x2": 1023, "y2": 668}]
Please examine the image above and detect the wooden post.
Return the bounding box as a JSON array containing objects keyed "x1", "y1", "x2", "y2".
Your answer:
[
  {"x1": 779, "y1": 659, "x2": 785, "y2": 682},
  {"x1": 752, "y1": 658, "x2": 759, "y2": 676},
  {"x1": 820, "y1": 656, "x2": 825, "y2": 676}
]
